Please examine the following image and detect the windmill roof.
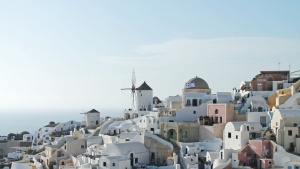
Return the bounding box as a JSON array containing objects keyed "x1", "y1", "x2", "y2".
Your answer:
[
  {"x1": 87, "y1": 109, "x2": 100, "y2": 113},
  {"x1": 136, "y1": 81, "x2": 152, "y2": 90}
]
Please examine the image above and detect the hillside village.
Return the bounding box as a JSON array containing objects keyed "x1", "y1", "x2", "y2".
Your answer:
[{"x1": 2, "y1": 70, "x2": 300, "y2": 169}]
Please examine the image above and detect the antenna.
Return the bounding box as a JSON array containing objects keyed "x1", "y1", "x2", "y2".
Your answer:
[
  {"x1": 278, "y1": 62, "x2": 281, "y2": 70},
  {"x1": 121, "y1": 69, "x2": 136, "y2": 108}
]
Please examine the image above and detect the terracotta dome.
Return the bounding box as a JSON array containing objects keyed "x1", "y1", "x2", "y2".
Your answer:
[{"x1": 184, "y1": 76, "x2": 209, "y2": 89}]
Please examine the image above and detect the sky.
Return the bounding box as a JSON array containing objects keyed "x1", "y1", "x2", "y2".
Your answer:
[{"x1": 1, "y1": 1, "x2": 300, "y2": 120}]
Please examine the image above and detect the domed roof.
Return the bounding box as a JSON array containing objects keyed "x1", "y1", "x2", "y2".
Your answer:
[{"x1": 184, "y1": 76, "x2": 209, "y2": 89}]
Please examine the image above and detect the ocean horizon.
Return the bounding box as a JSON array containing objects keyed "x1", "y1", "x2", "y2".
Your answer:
[{"x1": 0, "y1": 108, "x2": 123, "y2": 136}]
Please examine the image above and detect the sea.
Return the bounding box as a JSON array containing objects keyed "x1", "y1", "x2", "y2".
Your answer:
[{"x1": 0, "y1": 108, "x2": 122, "y2": 136}]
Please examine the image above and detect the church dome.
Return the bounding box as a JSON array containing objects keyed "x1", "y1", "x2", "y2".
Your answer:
[{"x1": 184, "y1": 76, "x2": 209, "y2": 89}]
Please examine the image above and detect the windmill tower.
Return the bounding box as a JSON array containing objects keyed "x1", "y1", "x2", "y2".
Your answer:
[{"x1": 135, "y1": 81, "x2": 153, "y2": 112}]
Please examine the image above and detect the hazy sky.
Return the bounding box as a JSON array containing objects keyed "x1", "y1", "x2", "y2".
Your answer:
[{"x1": 1, "y1": 1, "x2": 300, "y2": 114}]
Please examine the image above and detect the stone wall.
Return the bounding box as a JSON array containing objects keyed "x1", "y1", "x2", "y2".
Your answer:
[
  {"x1": 233, "y1": 114, "x2": 247, "y2": 121},
  {"x1": 199, "y1": 123, "x2": 226, "y2": 141},
  {"x1": 0, "y1": 141, "x2": 30, "y2": 157},
  {"x1": 144, "y1": 135, "x2": 174, "y2": 166}
]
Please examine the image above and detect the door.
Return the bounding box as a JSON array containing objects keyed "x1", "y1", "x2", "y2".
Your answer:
[
  {"x1": 130, "y1": 153, "x2": 134, "y2": 167},
  {"x1": 257, "y1": 83, "x2": 263, "y2": 91},
  {"x1": 151, "y1": 152, "x2": 155, "y2": 164}
]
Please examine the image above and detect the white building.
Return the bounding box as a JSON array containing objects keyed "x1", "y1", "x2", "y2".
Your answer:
[
  {"x1": 223, "y1": 122, "x2": 262, "y2": 150},
  {"x1": 0, "y1": 136, "x2": 7, "y2": 141},
  {"x1": 23, "y1": 134, "x2": 33, "y2": 142},
  {"x1": 124, "y1": 81, "x2": 153, "y2": 119},
  {"x1": 54, "y1": 120, "x2": 80, "y2": 132},
  {"x1": 99, "y1": 141, "x2": 149, "y2": 169},
  {"x1": 247, "y1": 111, "x2": 271, "y2": 128},
  {"x1": 82, "y1": 109, "x2": 100, "y2": 128},
  {"x1": 159, "y1": 77, "x2": 217, "y2": 123},
  {"x1": 163, "y1": 95, "x2": 182, "y2": 109}
]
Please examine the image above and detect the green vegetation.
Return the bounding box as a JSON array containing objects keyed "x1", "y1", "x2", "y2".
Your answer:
[{"x1": 7, "y1": 131, "x2": 30, "y2": 140}]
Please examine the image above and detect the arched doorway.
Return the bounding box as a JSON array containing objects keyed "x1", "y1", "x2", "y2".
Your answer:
[
  {"x1": 186, "y1": 99, "x2": 191, "y2": 106},
  {"x1": 125, "y1": 113, "x2": 130, "y2": 119},
  {"x1": 132, "y1": 113, "x2": 138, "y2": 119},
  {"x1": 167, "y1": 129, "x2": 177, "y2": 141}
]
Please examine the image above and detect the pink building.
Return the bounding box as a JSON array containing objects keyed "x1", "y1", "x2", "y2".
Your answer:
[
  {"x1": 235, "y1": 140, "x2": 277, "y2": 168},
  {"x1": 206, "y1": 104, "x2": 234, "y2": 124}
]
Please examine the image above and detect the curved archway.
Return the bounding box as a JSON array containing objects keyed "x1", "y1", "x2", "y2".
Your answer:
[
  {"x1": 186, "y1": 99, "x2": 191, "y2": 106},
  {"x1": 167, "y1": 129, "x2": 177, "y2": 141},
  {"x1": 132, "y1": 113, "x2": 138, "y2": 119},
  {"x1": 199, "y1": 99, "x2": 202, "y2": 106},
  {"x1": 125, "y1": 113, "x2": 130, "y2": 119}
]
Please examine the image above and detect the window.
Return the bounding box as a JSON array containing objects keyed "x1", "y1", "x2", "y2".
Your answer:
[
  {"x1": 81, "y1": 145, "x2": 84, "y2": 149},
  {"x1": 112, "y1": 163, "x2": 115, "y2": 166},
  {"x1": 215, "y1": 109, "x2": 218, "y2": 114},
  {"x1": 214, "y1": 117, "x2": 218, "y2": 123},
  {"x1": 135, "y1": 158, "x2": 138, "y2": 163},
  {"x1": 193, "y1": 111, "x2": 196, "y2": 114},
  {"x1": 187, "y1": 99, "x2": 191, "y2": 106},
  {"x1": 277, "y1": 83, "x2": 283, "y2": 90},
  {"x1": 126, "y1": 138, "x2": 130, "y2": 141},
  {"x1": 288, "y1": 130, "x2": 293, "y2": 136},
  {"x1": 251, "y1": 133, "x2": 256, "y2": 139},
  {"x1": 103, "y1": 162, "x2": 106, "y2": 167},
  {"x1": 247, "y1": 126, "x2": 249, "y2": 131},
  {"x1": 192, "y1": 99, "x2": 197, "y2": 106},
  {"x1": 260, "y1": 116, "x2": 267, "y2": 127},
  {"x1": 228, "y1": 132, "x2": 231, "y2": 138},
  {"x1": 184, "y1": 131, "x2": 188, "y2": 138},
  {"x1": 220, "y1": 117, "x2": 222, "y2": 123},
  {"x1": 199, "y1": 99, "x2": 202, "y2": 105},
  {"x1": 236, "y1": 135, "x2": 238, "y2": 139}
]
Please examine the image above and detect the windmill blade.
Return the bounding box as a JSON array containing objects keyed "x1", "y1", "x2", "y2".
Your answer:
[
  {"x1": 121, "y1": 88, "x2": 132, "y2": 90},
  {"x1": 120, "y1": 69, "x2": 137, "y2": 109},
  {"x1": 131, "y1": 90, "x2": 135, "y2": 108},
  {"x1": 132, "y1": 69, "x2": 136, "y2": 89}
]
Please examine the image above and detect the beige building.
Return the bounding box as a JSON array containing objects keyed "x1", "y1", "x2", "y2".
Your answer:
[
  {"x1": 41, "y1": 137, "x2": 87, "y2": 168},
  {"x1": 160, "y1": 122, "x2": 200, "y2": 146},
  {"x1": 271, "y1": 108, "x2": 300, "y2": 154}
]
